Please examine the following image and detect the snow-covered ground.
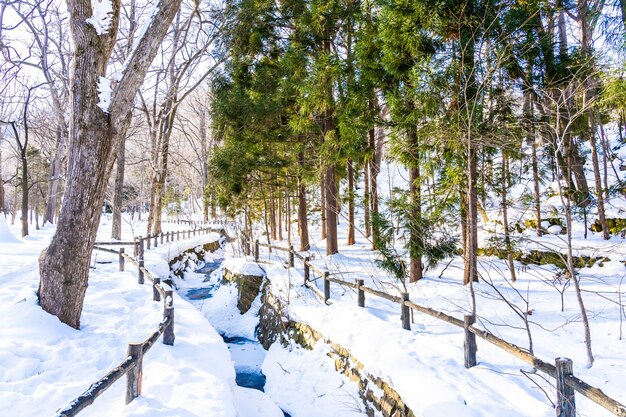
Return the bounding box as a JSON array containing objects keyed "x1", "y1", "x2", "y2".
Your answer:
[
  {"x1": 2, "y1": 145, "x2": 626, "y2": 417},
  {"x1": 0, "y1": 216, "x2": 280, "y2": 417}
]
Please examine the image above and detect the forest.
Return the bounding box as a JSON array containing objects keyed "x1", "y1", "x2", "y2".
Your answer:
[{"x1": 1, "y1": 0, "x2": 626, "y2": 416}]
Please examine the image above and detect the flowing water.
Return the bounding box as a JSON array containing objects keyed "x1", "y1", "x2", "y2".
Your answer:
[{"x1": 180, "y1": 259, "x2": 291, "y2": 417}]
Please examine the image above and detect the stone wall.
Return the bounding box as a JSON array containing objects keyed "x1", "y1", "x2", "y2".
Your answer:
[
  {"x1": 169, "y1": 240, "x2": 222, "y2": 278},
  {"x1": 284, "y1": 321, "x2": 417, "y2": 417},
  {"x1": 222, "y1": 267, "x2": 264, "y2": 314}
]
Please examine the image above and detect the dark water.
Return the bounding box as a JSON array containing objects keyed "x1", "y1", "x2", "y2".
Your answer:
[
  {"x1": 197, "y1": 260, "x2": 222, "y2": 277},
  {"x1": 189, "y1": 264, "x2": 290, "y2": 417},
  {"x1": 185, "y1": 286, "x2": 216, "y2": 300},
  {"x1": 222, "y1": 335, "x2": 291, "y2": 417}
]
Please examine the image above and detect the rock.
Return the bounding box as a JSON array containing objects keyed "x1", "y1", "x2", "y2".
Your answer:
[{"x1": 547, "y1": 225, "x2": 562, "y2": 235}]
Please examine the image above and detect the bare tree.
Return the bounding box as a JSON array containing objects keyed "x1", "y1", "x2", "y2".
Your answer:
[{"x1": 38, "y1": 0, "x2": 183, "y2": 329}]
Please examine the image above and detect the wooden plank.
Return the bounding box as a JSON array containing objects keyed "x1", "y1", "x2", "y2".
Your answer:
[
  {"x1": 327, "y1": 276, "x2": 358, "y2": 289},
  {"x1": 360, "y1": 286, "x2": 402, "y2": 304},
  {"x1": 304, "y1": 282, "x2": 329, "y2": 305},
  {"x1": 53, "y1": 357, "x2": 134, "y2": 417},
  {"x1": 93, "y1": 241, "x2": 135, "y2": 246},
  {"x1": 307, "y1": 262, "x2": 327, "y2": 277},
  {"x1": 93, "y1": 246, "x2": 119, "y2": 255},
  {"x1": 404, "y1": 300, "x2": 465, "y2": 327},
  {"x1": 121, "y1": 252, "x2": 139, "y2": 267}
]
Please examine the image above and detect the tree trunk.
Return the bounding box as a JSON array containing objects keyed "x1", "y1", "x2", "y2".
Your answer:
[
  {"x1": 408, "y1": 128, "x2": 423, "y2": 283},
  {"x1": 347, "y1": 160, "x2": 355, "y2": 245},
  {"x1": 525, "y1": 77, "x2": 542, "y2": 236},
  {"x1": 320, "y1": 171, "x2": 326, "y2": 240},
  {"x1": 369, "y1": 125, "x2": 381, "y2": 249},
  {"x1": 277, "y1": 189, "x2": 283, "y2": 241},
  {"x1": 363, "y1": 161, "x2": 371, "y2": 238},
  {"x1": 38, "y1": 0, "x2": 183, "y2": 329},
  {"x1": 111, "y1": 136, "x2": 125, "y2": 239},
  {"x1": 297, "y1": 152, "x2": 310, "y2": 251},
  {"x1": 325, "y1": 164, "x2": 338, "y2": 255},
  {"x1": 43, "y1": 125, "x2": 67, "y2": 225},
  {"x1": 588, "y1": 113, "x2": 609, "y2": 239},
  {"x1": 502, "y1": 153, "x2": 516, "y2": 282},
  {"x1": 270, "y1": 184, "x2": 277, "y2": 241},
  {"x1": 20, "y1": 149, "x2": 29, "y2": 238}
]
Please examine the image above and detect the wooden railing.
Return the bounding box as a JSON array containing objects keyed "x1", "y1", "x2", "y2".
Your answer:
[
  {"x1": 244, "y1": 237, "x2": 626, "y2": 417},
  {"x1": 54, "y1": 225, "x2": 223, "y2": 416}
]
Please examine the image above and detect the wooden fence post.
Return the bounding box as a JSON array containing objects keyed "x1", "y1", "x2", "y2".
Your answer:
[
  {"x1": 165, "y1": 232, "x2": 169, "y2": 243},
  {"x1": 556, "y1": 358, "x2": 575, "y2": 417},
  {"x1": 138, "y1": 237, "x2": 145, "y2": 285},
  {"x1": 357, "y1": 279, "x2": 365, "y2": 307},
  {"x1": 133, "y1": 238, "x2": 138, "y2": 257},
  {"x1": 153, "y1": 277, "x2": 161, "y2": 302},
  {"x1": 146, "y1": 234, "x2": 151, "y2": 250},
  {"x1": 177, "y1": 230, "x2": 180, "y2": 241},
  {"x1": 254, "y1": 240, "x2": 259, "y2": 262},
  {"x1": 324, "y1": 271, "x2": 330, "y2": 303},
  {"x1": 125, "y1": 343, "x2": 143, "y2": 404},
  {"x1": 464, "y1": 314, "x2": 477, "y2": 368},
  {"x1": 154, "y1": 234, "x2": 158, "y2": 248},
  {"x1": 304, "y1": 257, "x2": 310, "y2": 285},
  {"x1": 160, "y1": 233, "x2": 164, "y2": 244},
  {"x1": 119, "y1": 248, "x2": 125, "y2": 271},
  {"x1": 401, "y1": 293, "x2": 411, "y2": 330},
  {"x1": 289, "y1": 245, "x2": 294, "y2": 268},
  {"x1": 163, "y1": 290, "x2": 175, "y2": 346}
]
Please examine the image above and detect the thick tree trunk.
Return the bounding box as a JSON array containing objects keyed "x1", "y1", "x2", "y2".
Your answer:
[
  {"x1": 297, "y1": 152, "x2": 310, "y2": 251},
  {"x1": 347, "y1": 160, "x2": 355, "y2": 245},
  {"x1": 38, "y1": 0, "x2": 182, "y2": 329},
  {"x1": 111, "y1": 137, "x2": 125, "y2": 239}
]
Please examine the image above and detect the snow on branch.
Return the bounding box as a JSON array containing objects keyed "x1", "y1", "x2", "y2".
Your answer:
[{"x1": 86, "y1": 0, "x2": 114, "y2": 35}]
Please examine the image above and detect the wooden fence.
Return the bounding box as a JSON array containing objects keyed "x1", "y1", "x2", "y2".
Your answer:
[
  {"x1": 244, "y1": 237, "x2": 626, "y2": 417},
  {"x1": 54, "y1": 225, "x2": 222, "y2": 416}
]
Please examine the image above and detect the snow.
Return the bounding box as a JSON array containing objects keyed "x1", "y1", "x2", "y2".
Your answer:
[
  {"x1": 0, "y1": 215, "x2": 20, "y2": 243},
  {"x1": 96, "y1": 76, "x2": 112, "y2": 113},
  {"x1": 85, "y1": 0, "x2": 113, "y2": 35},
  {"x1": 0, "y1": 219, "x2": 277, "y2": 417}
]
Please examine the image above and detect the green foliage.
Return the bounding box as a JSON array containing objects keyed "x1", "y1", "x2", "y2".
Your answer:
[{"x1": 372, "y1": 213, "x2": 407, "y2": 283}]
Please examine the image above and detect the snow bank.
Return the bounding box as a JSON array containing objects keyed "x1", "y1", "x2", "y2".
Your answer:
[
  {"x1": 0, "y1": 215, "x2": 20, "y2": 243},
  {"x1": 0, "y1": 221, "x2": 265, "y2": 417}
]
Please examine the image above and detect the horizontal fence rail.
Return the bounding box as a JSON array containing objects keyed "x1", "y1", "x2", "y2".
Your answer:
[
  {"x1": 244, "y1": 237, "x2": 626, "y2": 417},
  {"x1": 55, "y1": 224, "x2": 223, "y2": 416}
]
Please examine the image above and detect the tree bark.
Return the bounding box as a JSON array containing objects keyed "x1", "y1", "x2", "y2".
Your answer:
[
  {"x1": 369, "y1": 125, "x2": 381, "y2": 249},
  {"x1": 347, "y1": 160, "x2": 355, "y2": 245},
  {"x1": 38, "y1": 0, "x2": 183, "y2": 329},
  {"x1": 297, "y1": 152, "x2": 310, "y2": 251},
  {"x1": 502, "y1": 153, "x2": 516, "y2": 282},
  {"x1": 320, "y1": 171, "x2": 326, "y2": 240},
  {"x1": 43, "y1": 125, "x2": 67, "y2": 225},
  {"x1": 408, "y1": 128, "x2": 423, "y2": 283},
  {"x1": 111, "y1": 136, "x2": 125, "y2": 239},
  {"x1": 325, "y1": 164, "x2": 338, "y2": 255},
  {"x1": 363, "y1": 160, "x2": 370, "y2": 238}
]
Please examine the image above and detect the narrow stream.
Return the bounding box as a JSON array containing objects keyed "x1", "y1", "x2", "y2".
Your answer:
[{"x1": 183, "y1": 261, "x2": 291, "y2": 417}]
